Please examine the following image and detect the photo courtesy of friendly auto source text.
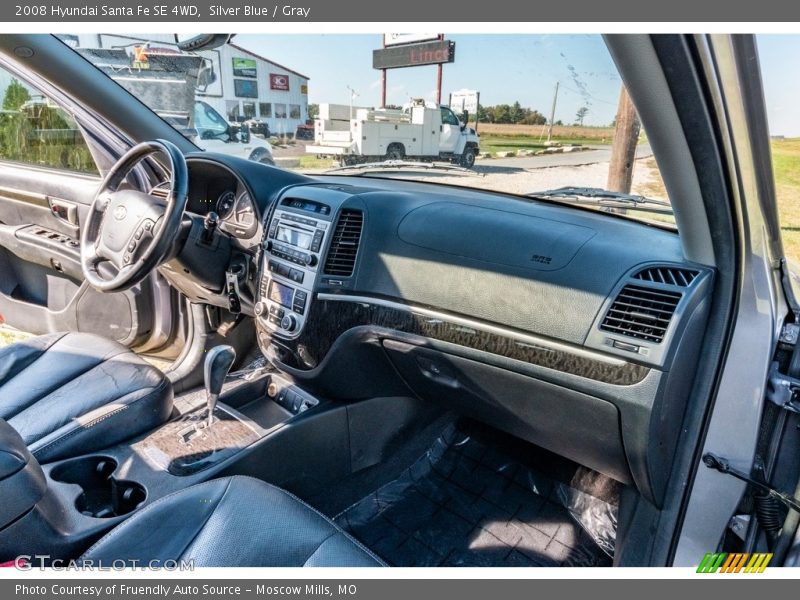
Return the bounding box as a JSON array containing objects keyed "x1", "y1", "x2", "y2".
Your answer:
[{"x1": 1, "y1": 0, "x2": 800, "y2": 593}]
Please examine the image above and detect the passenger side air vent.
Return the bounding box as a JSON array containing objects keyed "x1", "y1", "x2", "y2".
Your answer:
[
  {"x1": 633, "y1": 266, "x2": 698, "y2": 287},
  {"x1": 600, "y1": 285, "x2": 682, "y2": 344},
  {"x1": 323, "y1": 209, "x2": 363, "y2": 277}
]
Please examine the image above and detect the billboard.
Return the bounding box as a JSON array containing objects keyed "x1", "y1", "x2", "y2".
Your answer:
[
  {"x1": 270, "y1": 73, "x2": 290, "y2": 91},
  {"x1": 449, "y1": 89, "x2": 480, "y2": 114},
  {"x1": 383, "y1": 33, "x2": 440, "y2": 47},
  {"x1": 232, "y1": 57, "x2": 257, "y2": 78},
  {"x1": 373, "y1": 40, "x2": 455, "y2": 70}
]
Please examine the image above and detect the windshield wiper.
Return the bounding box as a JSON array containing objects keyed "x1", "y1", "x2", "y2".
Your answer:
[
  {"x1": 526, "y1": 186, "x2": 673, "y2": 214},
  {"x1": 323, "y1": 160, "x2": 482, "y2": 177}
]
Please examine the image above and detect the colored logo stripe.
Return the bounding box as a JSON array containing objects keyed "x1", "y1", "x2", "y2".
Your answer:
[{"x1": 697, "y1": 553, "x2": 773, "y2": 573}]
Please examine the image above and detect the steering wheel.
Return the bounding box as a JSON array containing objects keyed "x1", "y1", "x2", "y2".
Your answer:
[{"x1": 81, "y1": 139, "x2": 188, "y2": 292}]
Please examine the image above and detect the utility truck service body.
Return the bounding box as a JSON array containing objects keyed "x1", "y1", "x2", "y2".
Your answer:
[
  {"x1": 308, "y1": 100, "x2": 480, "y2": 167},
  {"x1": 74, "y1": 45, "x2": 275, "y2": 164}
]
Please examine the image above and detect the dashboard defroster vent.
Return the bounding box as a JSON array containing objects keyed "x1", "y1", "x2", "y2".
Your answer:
[
  {"x1": 600, "y1": 284, "x2": 682, "y2": 344},
  {"x1": 633, "y1": 266, "x2": 698, "y2": 287},
  {"x1": 323, "y1": 209, "x2": 363, "y2": 277}
]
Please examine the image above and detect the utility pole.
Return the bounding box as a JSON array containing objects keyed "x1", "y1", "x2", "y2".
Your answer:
[
  {"x1": 607, "y1": 85, "x2": 641, "y2": 194},
  {"x1": 380, "y1": 36, "x2": 387, "y2": 108},
  {"x1": 435, "y1": 34, "x2": 444, "y2": 105},
  {"x1": 347, "y1": 85, "x2": 359, "y2": 120},
  {"x1": 547, "y1": 81, "x2": 560, "y2": 143}
]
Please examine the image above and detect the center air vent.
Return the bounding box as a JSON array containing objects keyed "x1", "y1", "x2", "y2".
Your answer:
[
  {"x1": 323, "y1": 209, "x2": 363, "y2": 277},
  {"x1": 633, "y1": 266, "x2": 698, "y2": 287},
  {"x1": 600, "y1": 284, "x2": 682, "y2": 344}
]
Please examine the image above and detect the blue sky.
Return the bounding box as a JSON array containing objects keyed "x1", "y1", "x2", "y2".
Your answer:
[
  {"x1": 235, "y1": 34, "x2": 623, "y2": 126},
  {"x1": 236, "y1": 33, "x2": 800, "y2": 135},
  {"x1": 756, "y1": 35, "x2": 800, "y2": 136}
]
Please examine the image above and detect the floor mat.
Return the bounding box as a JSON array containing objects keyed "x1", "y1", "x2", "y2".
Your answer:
[{"x1": 335, "y1": 423, "x2": 619, "y2": 567}]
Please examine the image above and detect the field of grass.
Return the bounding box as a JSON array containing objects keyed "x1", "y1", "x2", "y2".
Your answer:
[
  {"x1": 297, "y1": 155, "x2": 339, "y2": 170},
  {"x1": 772, "y1": 139, "x2": 800, "y2": 265},
  {"x1": 474, "y1": 123, "x2": 616, "y2": 142},
  {"x1": 474, "y1": 124, "x2": 616, "y2": 155}
]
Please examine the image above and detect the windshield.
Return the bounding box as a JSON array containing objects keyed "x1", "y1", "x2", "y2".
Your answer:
[{"x1": 58, "y1": 33, "x2": 673, "y2": 228}]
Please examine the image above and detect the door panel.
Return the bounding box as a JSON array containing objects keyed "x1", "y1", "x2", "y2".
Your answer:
[{"x1": 0, "y1": 162, "x2": 156, "y2": 347}]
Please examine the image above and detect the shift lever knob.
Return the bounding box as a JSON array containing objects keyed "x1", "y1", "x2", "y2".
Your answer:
[{"x1": 204, "y1": 345, "x2": 236, "y2": 426}]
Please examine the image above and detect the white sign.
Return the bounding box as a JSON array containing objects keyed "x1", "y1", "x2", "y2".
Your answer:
[
  {"x1": 383, "y1": 33, "x2": 440, "y2": 47},
  {"x1": 449, "y1": 89, "x2": 480, "y2": 114}
]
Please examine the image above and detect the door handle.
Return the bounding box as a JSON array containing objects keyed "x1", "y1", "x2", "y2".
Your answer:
[{"x1": 47, "y1": 197, "x2": 78, "y2": 225}]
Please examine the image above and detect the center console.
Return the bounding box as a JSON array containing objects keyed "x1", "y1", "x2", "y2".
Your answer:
[{"x1": 256, "y1": 197, "x2": 332, "y2": 337}]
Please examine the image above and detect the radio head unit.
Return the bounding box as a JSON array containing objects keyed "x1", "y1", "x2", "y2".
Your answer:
[{"x1": 256, "y1": 206, "x2": 330, "y2": 338}]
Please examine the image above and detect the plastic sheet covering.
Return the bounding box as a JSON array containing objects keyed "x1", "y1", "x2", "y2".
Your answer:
[{"x1": 335, "y1": 423, "x2": 619, "y2": 567}]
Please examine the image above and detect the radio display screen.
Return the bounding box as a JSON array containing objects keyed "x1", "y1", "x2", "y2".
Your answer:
[
  {"x1": 268, "y1": 280, "x2": 294, "y2": 308},
  {"x1": 276, "y1": 225, "x2": 312, "y2": 250}
]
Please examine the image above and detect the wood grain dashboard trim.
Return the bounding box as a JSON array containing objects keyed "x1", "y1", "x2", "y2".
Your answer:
[{"x1": 264, "y1": 293, "x2": 650, "y2": 386}]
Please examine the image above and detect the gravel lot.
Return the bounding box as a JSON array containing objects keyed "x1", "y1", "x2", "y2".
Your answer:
[
  {"x1": 300, "y1": 156, "x2": 664, "y2": 200},
  {"x1": 431, "y1": 157, "x2": 663, "y2": 197}
]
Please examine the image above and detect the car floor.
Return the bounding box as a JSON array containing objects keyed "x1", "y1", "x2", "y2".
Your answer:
[{"x1": 332, "y1": 419, "x2": 620, "y2": 567}]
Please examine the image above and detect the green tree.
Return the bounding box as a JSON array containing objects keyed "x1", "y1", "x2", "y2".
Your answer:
[
  {"x1": 494, "y1": 104, "x2": 512, "y2": 124},
  {"x1": 2, "y1": 79, "x2": 31, "y2": 111},
  {"x1": 509, "y1": 101, "x2": 524, "y2": 124},
  {"x1": 521, "y1": 110, "x2": 546, "y2": 125},
  {"x1": 575, "y1": 106, "x2": 589, "y2": 126},
  {"x1": 307, "y1": 103, "x2": 319, "y2": 119}
]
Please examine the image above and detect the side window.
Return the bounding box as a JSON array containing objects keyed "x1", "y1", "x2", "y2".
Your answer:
[
  {"x1": 440, "y1": 108, "x2": 460, "y2": 126},
  {"x1": 0, "y1": 68, "x2": 98, "y2": 174},
  {"x1": 194, "y1": 101, "x2": 228, "y2": 136}
]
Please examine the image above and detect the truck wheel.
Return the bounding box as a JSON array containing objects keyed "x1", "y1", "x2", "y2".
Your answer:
[
  {"x1": 460, "y1": 147, "x2": 477, "y2": 169},
  {"x1": 385, "y1": 144, "x2": 405, "y2": 161}
]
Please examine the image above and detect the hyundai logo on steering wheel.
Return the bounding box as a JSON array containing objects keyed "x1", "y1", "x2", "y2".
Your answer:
[{"x1": 113, "y1": 205, "x2": 127, "y2": 221}]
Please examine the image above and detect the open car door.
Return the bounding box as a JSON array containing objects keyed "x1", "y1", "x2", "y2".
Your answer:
[{"x1": 0, "y1": 65, "x2": 174, "y2": 351}]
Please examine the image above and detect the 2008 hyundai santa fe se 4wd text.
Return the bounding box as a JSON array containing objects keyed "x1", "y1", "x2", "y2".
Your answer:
[{"x1": 0, "y1": 32, "x2": 798, "y2": 568}]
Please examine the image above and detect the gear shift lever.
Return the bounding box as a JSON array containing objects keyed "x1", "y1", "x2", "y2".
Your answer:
[{"x1": 204, "y1": 345, "x2": 236, "y2": 427}]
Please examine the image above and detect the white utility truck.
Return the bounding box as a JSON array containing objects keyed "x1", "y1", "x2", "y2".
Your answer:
[{"x1": 307, "y1": 99, "x2": 480, "y2": 168}]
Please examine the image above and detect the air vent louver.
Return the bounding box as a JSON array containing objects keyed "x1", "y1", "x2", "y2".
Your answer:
[
  {"x1": 633, "y1": 266, "x2": 698, "y2": 287},
  {"x1": 600, "y1": 284, "x2": 682, "y2": 344},
  {"x1": 323, "y1": 209, "x2": 363, "y2": 277}
]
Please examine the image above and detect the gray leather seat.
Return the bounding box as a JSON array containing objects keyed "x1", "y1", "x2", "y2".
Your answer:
[
  {"x1": 0, "y1": 332, "x2": 173, "y2": 462},
  {"x1": 81, "y1": 476, "x2": 384, "y2": 567}
]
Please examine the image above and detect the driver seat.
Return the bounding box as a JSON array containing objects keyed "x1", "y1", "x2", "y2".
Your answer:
[{"x1": 0, "y1": 332, "x2": 173, "y2": 463}]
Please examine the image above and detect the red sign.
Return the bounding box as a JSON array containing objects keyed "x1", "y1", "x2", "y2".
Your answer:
[
  {"x1": 373, "y1": 40, "x2": 455, "y2": 70},
  {"x1": 270, "y1": 74, "x2": 290, "y2": 91}
]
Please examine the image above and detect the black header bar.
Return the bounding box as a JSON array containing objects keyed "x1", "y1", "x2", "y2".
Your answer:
[{"x1": 4, "y1": 0, "x2": 800, "y2": 22}]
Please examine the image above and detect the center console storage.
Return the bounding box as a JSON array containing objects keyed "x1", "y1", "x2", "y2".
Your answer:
[
  {"x1": 49, "y1": 456, "x2": 146, "y2": 518},
  {"x1": 0, "y1": 365, "x2": 325, "y2": 562}
]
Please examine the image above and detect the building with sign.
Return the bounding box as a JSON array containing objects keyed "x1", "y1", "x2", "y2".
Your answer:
[
  {"x1": 70, "y1": 34, "x2": 309, "y2": 137},
  {"x1": 203, "y1": 43, "x2": 310, "y2": 136}
]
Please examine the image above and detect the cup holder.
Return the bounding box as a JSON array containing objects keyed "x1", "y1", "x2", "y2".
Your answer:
[{"x1": 49, "y1": 456, "x2": 146, "y2": 518}]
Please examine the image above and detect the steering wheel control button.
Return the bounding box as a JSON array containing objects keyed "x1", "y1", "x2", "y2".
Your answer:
[
  {"x1": 143, "y1": 220, "x2": 153, "y2": 231},
  {"x1": 134, "y1": 226, "x2": 144, "y2": 240},
  {"x1": 123, "y1": 253, "x2": 132, "y2": 264},
  {"x1": 127, "y1": 241, "x2": 136, "y2": 252}
]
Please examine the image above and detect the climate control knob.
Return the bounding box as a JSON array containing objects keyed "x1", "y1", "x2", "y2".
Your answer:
[
  {"x1": 303, "y1": 254, "x2": 318, "y2": 267},
  {"x1": 280, "y1": 314, "x2": 298, "y2": 332},
  {"x1": 254, "y1": 302, "x2": 266, "y2": 317}
]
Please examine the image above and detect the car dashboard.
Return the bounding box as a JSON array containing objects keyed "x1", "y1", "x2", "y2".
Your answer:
[{"x1": 175, "y1": 154, "x2": 714, "y2": 511}]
